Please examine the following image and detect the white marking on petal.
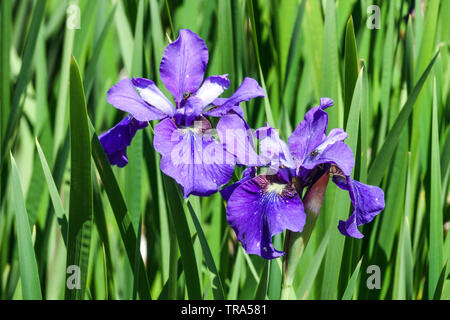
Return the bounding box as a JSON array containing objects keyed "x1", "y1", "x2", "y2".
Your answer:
[
  {"x1": 266, "y1": 183, "x2": 286, "y2": 195},
  {"x1": 136, "y1": 85, "x2": 174, "y2": 116},
  {"x1": 195, "y1": 76, "x2": 229, "y2": 108}
]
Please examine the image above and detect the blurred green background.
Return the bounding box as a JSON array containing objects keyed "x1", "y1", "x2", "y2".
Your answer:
[{"x1": 0, "y1": 0, "x2": 449, "y2": 300}]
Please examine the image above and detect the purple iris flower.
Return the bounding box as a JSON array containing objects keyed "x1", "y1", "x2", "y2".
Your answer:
[
  {"x1": 288, "y1": 98, "x2": 385, "y2": 238},
  {"x1": 218, "y1": 115, "x2": 304, "y2": 259},
  {"x1": 99, "y1": 29, "x2": 264, "y2": 198},
  {"x1": 221, "y1": 98, "x2": 385, "y2": 259}
]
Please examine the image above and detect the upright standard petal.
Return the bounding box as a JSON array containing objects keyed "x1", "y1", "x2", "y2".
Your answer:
[
  {"x1": 159, "y1": 29, "x2": 208, "y2": 106},
  {"x1": 99, "y1": 115, "x2": 148, "y2": 167},
  {"x1": 153, "y1": 118, "x2": 234, "y2": 198},
  {"x1": 333, "y1": 176, "x2": 385, "y2": 238},
  {"x1": 288, "y1": 106, "x2": 329, "y2": 165},
  {"x1": 226, "y1": 175, "x2": 305, "y2": 259},
  {"x1": 288, "y1": 98, "x2": 335, "y2": 167},
  {"x1": 107, "y1": 78, "x2": 169, "y2": 122},
  {"x1": 204, "y1": 77, "x2": 265, "y2": 117}
]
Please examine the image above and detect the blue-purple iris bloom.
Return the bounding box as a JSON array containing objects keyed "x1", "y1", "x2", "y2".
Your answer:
[
  {"x1": 221, "y1": 98, "x2": 385, "y2": 259},
  {"x1": 99, "y1": 29, "x2": 264, "y2": 197}
]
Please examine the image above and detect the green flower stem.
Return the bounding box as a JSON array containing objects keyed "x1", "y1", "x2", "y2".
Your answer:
[
  {"x1": 168, "y1": 218, "x2": 178, "y2": 300},
  {"x1": 281, "y1": 172, "x2": 330, "y2": 299}
]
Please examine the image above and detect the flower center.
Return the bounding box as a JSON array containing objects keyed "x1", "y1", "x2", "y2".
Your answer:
[
  {"x1": 183, "y1": 91, "x2": 192, "y2": 100},
  {"x1": 265, "y1": 182, "x2": 286, "y2": 195},
  {"x1": 329, "y1": 165, "x2": 344, "y2": 177},
  {"x1": 179, "y1": 126, "x2": 203, "y2": 136}
]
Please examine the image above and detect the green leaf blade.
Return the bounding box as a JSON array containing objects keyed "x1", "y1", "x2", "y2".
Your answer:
[
  {"x1": 65, "y1": 56, "x2": 93, "y2": 300},
  {"x1": 10, "y1": 154, "x2": 42, "y2": 300}
]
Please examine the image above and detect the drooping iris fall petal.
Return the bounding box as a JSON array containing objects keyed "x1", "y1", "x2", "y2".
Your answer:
[
  {"x1": 99, "y1": 115, "x2": 148, "y2": 167},
  {"x1": 220, "y1": 167, "x2": 256, "y2": 202},
  {"x1": 153, "y1": 118, "x2": 234, "y2": 198},
  {"x1": 226, "y1": 174, "x2": 305, "y2": 259},
  {"x1": 333, "y1": 176, "x2": 385, "y2": 238}
]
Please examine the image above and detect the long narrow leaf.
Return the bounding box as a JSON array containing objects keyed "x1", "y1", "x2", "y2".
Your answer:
[
  {"x1": 187, "y1": 201, "x2": 225, "y2": 300},
  {"x1": 162, "y1": 175, "x2": 202, "y2": 299},
  {"x1": 35, "y1": 138, "x2": 68, "y2": 245},
  {"x1": 10, "y1": 154, "x2": 42, "y2": 300},
  {"x1": 65, "y1": 57, "x2": 93, "y2": 300},
  {"x1": 368, "y1": 51, "x2": 439, "y2": 186}
]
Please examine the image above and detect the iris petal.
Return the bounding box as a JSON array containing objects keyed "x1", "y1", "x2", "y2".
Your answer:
[
  {"x1": 107, "y1": 78, "x2": 170, "y2": 121},
  {"x1": 220, "y1": 167, "x2": 256, "y2": 201},
  {"x1": 131, "y1": 78, "x2": 175, "y2": 116},
  {"x1": 174, "y1": 96, "x2": 204, "y2": 126},
  {"x1": 211, "y1": 98, "x2": 244, "y2": 118},
  {"x1": 288, "y1": 106, "x2": 329, "y2": 165},
  {"x1": 159, "y1": 29, "x2": 209, "y2": 106},
  {"x1": 226, "y1": 175, "x2": 305, "y2": 260},
  {"x1": 153, "y1": 118, "x2": 234, "y2": 198},
  {"x1": 288, "y1": 98, "x2": 336, "y2": 168},
  {"x1": 333, "y1": 176, "x2": 385, "y2": 238},
  {"x1": 204, "y1": 77, "x2": 264, "y2": 117},
  {"x1": 302, "y1": 141, "x2": 354, "y2": 177},
  {"x1": 217, "y1": 113, "x2": 262, "y2": 166},
  {"x1": 256, "y1": 126, "x2": 295, "y2": 170},
  {"x1": 99, "y1": 115, "x2": 148, "y2": 167},
  {"x1": 195, "y1": 75, "x2": 230, "y2": 108}
]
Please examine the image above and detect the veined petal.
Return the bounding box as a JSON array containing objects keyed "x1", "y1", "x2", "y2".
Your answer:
[
  {"x1": 226, "y1": 175, "x2": 305, "y2": 260},
  {"x1": 216, "y1": 113, "x2": 262, "y2": 166},
  {"x1": 210, "y1": 98, "x2": 244, "y2": 118},
  {"x1": 153, "y1": 118, "x2": 234, "y2": 198},
  {"x1": 220, "y1": 167, "x2": 256, "y2": 201},
  {"x1": 302, "y1": 141, "x2": 354, "y2": 177},
  {"x1": 288, "y1": 98, "x2": 335, "y2": 167},
  {"x1": 99, "y1": 115, "x2": 148, "y2": 167},
  {"x1": 195, "y1": 75, "x2": 230, "y2": 108},
  {"x1": 333, "y1": 176, "x2": 385, "y2": 238},
  {"x1": 204, "y1": 77, "x2": 264, "y2": 117},
  {"x1": 337, "y1": 213, "x2": 363, "y2": 239},
  {"x1": 132, "y1": 78, "x2": 175, "y2": 116},
  {"x1": 288, "y1": 106, "x2": 329, "y2": 166},
  {"x1": 320, "y1": 128, "x2": 348, "y2": 149},
  {"x1": 107, "y1": 78, "x2": 169, "y2": 121},
  {"x1": 256, "y1": 126, "x2": 295, "y2": 170},
  {"x1": 159, "y1": 29, "x2": 208, "y2": 106},
  {"x1": 319, "y1": 97, "x2": 334, "y2": 109}
]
